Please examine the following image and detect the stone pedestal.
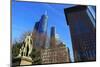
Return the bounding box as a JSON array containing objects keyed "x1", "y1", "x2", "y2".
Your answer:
[
  {"x1": 13, "y1": 56, "x2": 33, "y2": 66},
  {"x1": 20, "y1": 56, "x2": 33, "y2": 65}
]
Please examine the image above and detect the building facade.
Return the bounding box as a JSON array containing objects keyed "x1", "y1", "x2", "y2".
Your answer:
[
  {"x1": 64, "y1": 5, "x2": 96, "y2": 62},
  {"x1": 40, "y1": 43, "x2": 70, "y2": 64}
]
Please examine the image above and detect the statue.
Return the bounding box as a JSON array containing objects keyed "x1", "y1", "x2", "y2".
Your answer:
[
  {"x1": 17, "y1": 33, "x2": 33, "y2": 57},
  {"x1": 15, "y1": 33, "x2": 33, "y2": 65}
]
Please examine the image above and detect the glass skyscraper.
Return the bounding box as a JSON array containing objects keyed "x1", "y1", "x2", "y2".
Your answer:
[
  {"x1": 32, "y1": 11, "x2": 48, "y2": 49},
  {"x1": 38, "y1": 11, "x2": 48, "y2": 34}
]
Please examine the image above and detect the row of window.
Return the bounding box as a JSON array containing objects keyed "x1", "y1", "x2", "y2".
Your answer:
[
  {"x1": 42, "y1": 58, "x2": 67, "y2": 63},
  {"x1": 78, "y1": 50, "x2": 96, "y2": 59},
  {"x1": 41, "y1": 49, "x2": 67, "y2": 56}
]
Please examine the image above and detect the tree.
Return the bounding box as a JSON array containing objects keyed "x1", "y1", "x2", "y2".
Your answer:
[
  {"x1": 12, "y1": 41, "x2": 22, "y2": 57},
  {"x1": 12, "y1": 41, "x2": 22, "y2": 65},
  {"x1": 30, "y1": 48, "x2": 42, "y2": 64}
]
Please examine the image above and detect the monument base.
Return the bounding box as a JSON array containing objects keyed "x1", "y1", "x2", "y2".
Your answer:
[
  {"x1": 12, "y1": 56, "x2": 33, "y2": 66},
  {"x1": 20, "y1": 56, "x2": 33, "y2": 65}
]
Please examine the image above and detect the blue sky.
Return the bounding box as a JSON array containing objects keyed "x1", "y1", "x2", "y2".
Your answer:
[{"x1": 12, "y1": 0, "x2": 76, "y2": 62}]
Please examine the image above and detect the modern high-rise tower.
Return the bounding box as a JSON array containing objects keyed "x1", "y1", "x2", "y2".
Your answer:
[
  {"x1": 50, "y1": 26, "x2": 56, "y2": 48},
  {"x1": 64, "y1": 5, "x2": 96, "y2": 62},
  {"x1": 32, "y1": 11, "x2": 48, "y2": 49},
  {"x1": 38, "y1": 11, "x2": 48, "y2": 34},
  {"x1": 33, "y1": 22, "x2": 40, "y2": 32}
]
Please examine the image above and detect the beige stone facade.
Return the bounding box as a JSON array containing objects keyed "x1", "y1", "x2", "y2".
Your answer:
[{"x1": 40, "y1": 44, "x2": 70, "y2": 64}]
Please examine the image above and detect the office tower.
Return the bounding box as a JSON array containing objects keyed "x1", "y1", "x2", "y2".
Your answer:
[
  {"x1": 38, "y1": 11, "x2": 48, "y2": 49},
  {"x1": 32, "y1": 21, "x2": 40, "y2": 48},
  {"x1": 50, "y1": 26, "x2": 56, "y2": 48},
  {"x1": 33, "y1": 22, "x2": 40, "y2": 32},
  {"x1": 33, "y1": 11, "x2": 48, "y2": 34},
  {"x1": 32, "y1": 11, "x2": 48, "y2": 49},
  {"x1": 38, "y1": 11, "x2": 48, "y2": 34},
  {"x1": 64, "y1": 5, "x2": 96, "y2": 62}
]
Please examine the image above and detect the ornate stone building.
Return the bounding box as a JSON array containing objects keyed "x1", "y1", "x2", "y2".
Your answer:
[{"x1": 40, "y1": 43, "x2": 70, "y2": 64}]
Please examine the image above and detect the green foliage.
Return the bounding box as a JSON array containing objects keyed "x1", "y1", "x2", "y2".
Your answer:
[
  {"x1": 12, "y1": 42, "x2": 22, "y2": 57},
  {"x1": 30, "y1": 48, "x2": 42, "y2": 64}
]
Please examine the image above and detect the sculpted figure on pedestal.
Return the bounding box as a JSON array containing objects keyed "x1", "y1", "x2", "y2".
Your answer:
[{"x1": 18, "y1": 33, "x2": 33, "y2": 57}]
